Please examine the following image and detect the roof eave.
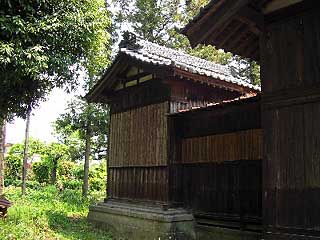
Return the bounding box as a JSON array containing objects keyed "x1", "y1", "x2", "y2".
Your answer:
[
  {"x1": 173, "y1": 68, "x2": 260, "y2": 94},
  {"x1": 85, "y1": 54, "x2": 126, "y2": 103}
]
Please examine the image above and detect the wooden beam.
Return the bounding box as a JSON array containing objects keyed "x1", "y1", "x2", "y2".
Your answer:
[
  {"x1": 237, "y1": 6, "x2": 264, "y2": 33},
  {"x1": 234, "y1": 33, "x2": 258, "y2": 57},
  {"x1": 123, "y1": 72, "x2": 152, "y2": 83},
  {"x1": 187, "y1": 0, "x2": 250, "y2": 48},
  {"x1": 215, "y1": 20, "x2": 244, "y2": 49},
  {"x1": 263, "y1": 0, "x2": 303, "y2": 14},
  {"x1": 224, "y1": 28, "x2": 252, "y2": 53},
  {"x1": 241, "y1": 40, "x2": 259, "y2": 61}
]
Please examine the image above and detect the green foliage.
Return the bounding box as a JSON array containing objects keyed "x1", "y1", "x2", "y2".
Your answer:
[
  {"x1": 0, "y1": 186, "x2": 111, "y2": 240},
  {"x1": 4, "y1": 137, "x2": 106, "y2": 192},
  {"x1": 4, "y1": 139, "x2": 47, "y2": 181},
  {"x1": 112, "y1": 0, "x2": 232, "y2": 65},
  {"x1": 54, "y1": 98, "x2": 109, "y2": 162},
  {"x1": 0, "y1": 0, "x2": 111, "y2": 120},
  {"x1": 4, "y1": 144, "x2": 23, "y2": 180},
  {"x1": 56, "y1": 161, "x2": 106, "y2": 192},
  {"x1": 58, "y1": 161, "x2": 77, "y2": 180},
  {"x1": 111, "y1": 0, "x2": 260, "y2": 84},
  {"x1": 32, "y1": 161, "x2": 50, "y2": 183},
  {"x1": 4, "y1": 179, "x2": 42, "y2": 190},
  {"x1": 89, "y1": 162, "x2": 106, "y2": 191}
]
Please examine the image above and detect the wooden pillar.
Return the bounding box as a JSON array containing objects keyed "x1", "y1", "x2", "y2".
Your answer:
[{"x1": 261, "y1": 5, "x2": 320, "y2": 239}]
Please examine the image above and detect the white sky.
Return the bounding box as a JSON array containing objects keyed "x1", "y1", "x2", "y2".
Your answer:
[{"x1": 6, "y1": 88, "x2": 75, "y2": 144}]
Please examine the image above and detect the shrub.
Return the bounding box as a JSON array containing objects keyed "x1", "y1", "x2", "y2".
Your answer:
[
  {"x1": 4, "y1": 179, "x2": 41, "y2": 190},
  {"x1": 32, "y1": 161, "x2": 50, "y2": 183},
  {"x1": 89, "y1": 162, "x2": 106, "y2": 191},
  {"x1": 4, "y1": 151, "x2": 22, "y2": 181},
  {"x1": 61, "y1": 179, "x2": 82, "y2": 190},
  {"x1": 57, "y1": 161, "x2": 76, "y2": 179}
]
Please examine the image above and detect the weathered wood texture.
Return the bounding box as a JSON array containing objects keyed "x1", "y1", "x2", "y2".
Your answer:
[
  {"x1": 171, "y1": 160, "x2": 261, "y2": 222},
  {"x1": 108, "y1": 167, "x2": 168, "y2": 202},
  {"x1": 180, "y1": 129, "x2": 262, "y2": 164},
  {"x1": 109, "y1": 79, "x2": 170, "y2": 114},
  {"x1": 109, "y1": 102, "x2": 168, "y2": 167},
  {"x1": 168, "y1": 78, "x2": 242, "y2": 113},
  {"x1": 108, "y1": 102, "x2": 169, "y2": 202},
  {"x1": 169, "y1": 97, "x2": 262, "y2": 226},
  {"x1": 174, "y1": 96, "x2": 261, "y2": 138},
  {"x1": 261, "y1": 6, "x2": 320, "y2": 238}
]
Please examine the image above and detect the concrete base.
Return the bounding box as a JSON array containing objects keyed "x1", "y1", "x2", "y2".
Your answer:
[{"x1": 87, "y1": 200, "x2": 196, "y2": 240}]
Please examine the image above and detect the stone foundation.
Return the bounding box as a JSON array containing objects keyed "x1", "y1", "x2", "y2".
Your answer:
[{"x1": 87, "y1": 200, "x2": 196, "y2": 240}]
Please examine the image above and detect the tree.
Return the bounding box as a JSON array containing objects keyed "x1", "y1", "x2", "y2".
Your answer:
[
  {"x1": 110, "y1": 0, "x2": 260, "y2": 84},
  {"x1": 111, "y1": 0, "x2": 232, "y2": 64},
  {"x1": 22, "y1": 109, "x2": 31, "y2": 195},
  {"x1": 43, "y1": 143, "x2": 69, "y2": 185},
  {"x1": 0, "y1": 0, "x2": 111, "y2": 192},
  {"x1": 54, "y1": 98, "x2": 109, "y2": 196},
  {"x1": 0, "y1": 0, "x2": 111, "y2": 120},
  {"x1": 230, "y1": 56, "x2": 261, "y2": 85},
  {"x1": 0, "y1": 124, "x2": 5, "y2": 195}
]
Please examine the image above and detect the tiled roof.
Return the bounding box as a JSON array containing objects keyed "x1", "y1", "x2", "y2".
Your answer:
[{"x1": 119, "y1": 35, "x2": 260, "y2": 91}]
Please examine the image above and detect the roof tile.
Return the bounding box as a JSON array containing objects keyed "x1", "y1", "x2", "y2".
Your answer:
[{"x1": 119, "y1": 38, "x2": 260, "y2": 91}]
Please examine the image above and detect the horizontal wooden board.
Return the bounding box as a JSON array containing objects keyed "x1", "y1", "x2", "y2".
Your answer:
[
  {"x1": 172, "y1": 96, "x2": 261, "y2": 138},
  {"x1": 180, "y1": 129, "x2": 262, "y2": 163},
  {"x1": 109, "y1": 102, "x2": 168, "y2": 167},
  {"x1": 109, "y1": 166, "x2": 168, "y2": 202}
]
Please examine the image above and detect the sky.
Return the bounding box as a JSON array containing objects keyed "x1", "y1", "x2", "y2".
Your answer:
[{"x1": 6, "y1": 88, "x2": 75, "y2": 144}]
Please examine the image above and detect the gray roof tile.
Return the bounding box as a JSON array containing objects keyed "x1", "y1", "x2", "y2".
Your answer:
[{"x1": 119, "y1": 38, "x2": 260, "y2": 91}]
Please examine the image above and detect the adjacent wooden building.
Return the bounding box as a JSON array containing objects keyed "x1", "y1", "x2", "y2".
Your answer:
[
  {"x1": 169, "y1": 96, "x2": 262, "y2": 232},
  {"x1": 182, "y1": 0, "x2": 320, "y2": 239},
  {"x1": 87, "y1": 33, "x2": 261, "y2": 239}
]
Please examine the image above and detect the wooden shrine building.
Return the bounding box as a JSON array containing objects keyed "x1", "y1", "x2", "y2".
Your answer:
[
  {"x1": 182, "y1": 0, "x2": 320, "y2": 239},
  {"x1": 87, "y1": 32, "x2": 261, "y2": 239}
]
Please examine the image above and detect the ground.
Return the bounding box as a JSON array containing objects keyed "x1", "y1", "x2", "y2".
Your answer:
[{"x1": 0, "y1": 186, "x2": 112, "y2": 240}]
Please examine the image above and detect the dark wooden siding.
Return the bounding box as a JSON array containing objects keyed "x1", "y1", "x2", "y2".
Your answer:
[
  {"x1": 171, "y1": 160, "x2": 261, "y2": 220},
  {"x1": 169, "y1": 97, "x2": 262, "y2": 228},
  {"x1": 168, "y1": 78, "x2": 242, "y2": 113},
  {"x1": 108, "y1": 102, "x2": 169, "y2": 202},
  {"x1": 261, "y1": 6, "x2": 320, "y2": 238},
  {"x1": 109, "y1": 166, "x2": 168, "y2": 202},
  {"x1": 110, "y1": 79, "x2": 170, "y2": 114}
]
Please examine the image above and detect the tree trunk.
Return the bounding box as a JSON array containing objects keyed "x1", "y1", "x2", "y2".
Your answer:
[
  {"x1": 22, "y1": 110, "x2": 31, "y2": 195},
  {"x1": 50, "y1": 157, "x2": 58, "y2": 185},
  {"x1": 0, "y1": 121, "x2": 6, "y2": 195},
  {"x1": 82, "y1": 123, "x2": 92, "y2": 197}
]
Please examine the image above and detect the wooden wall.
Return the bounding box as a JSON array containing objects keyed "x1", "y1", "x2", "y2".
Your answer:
[
  {"x1": 169, "y1": 97, "x2": 262, "y2": 228},
  {"x1": 110, "y1": 79, "x2": 170, "y2": 114},
  {"x1": 108, "y1": 102, "x2": 169, "y2": 202},
  {"x1": 180, "y1": 129, "x2": 261, "y2": 164},
  {"x1": 168, "y1": 78, "x2": 242, "y2": 113},
  {"x1": 261, "y1": 5, "x2": 320, "y2": 238}
]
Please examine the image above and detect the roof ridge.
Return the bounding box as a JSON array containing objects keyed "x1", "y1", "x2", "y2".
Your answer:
[
  {"x1": 118, "y1": 32, "x2": 260, "y2": 91},
  {"x1": 136, "y1": 38, "x2": 231, "y2": 74}
]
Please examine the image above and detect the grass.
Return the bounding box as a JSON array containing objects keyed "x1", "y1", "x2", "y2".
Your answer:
[{"x1": 0, "y1": 186, "x2": 113, "y2": 240}]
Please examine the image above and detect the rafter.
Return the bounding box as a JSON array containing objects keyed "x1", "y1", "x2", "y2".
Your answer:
[{"x1": 187, "y1": 0, "x2": 250, "y2": 47}]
